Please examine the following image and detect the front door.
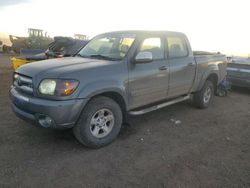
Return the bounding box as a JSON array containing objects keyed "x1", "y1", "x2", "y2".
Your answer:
[{"x1": 128, "y1": 37, "x2": 169, "y2": 109}]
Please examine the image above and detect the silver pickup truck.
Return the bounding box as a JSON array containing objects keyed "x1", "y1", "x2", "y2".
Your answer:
[{"x1": 10, "y1": 31, "x2": 227, "y2": 148}]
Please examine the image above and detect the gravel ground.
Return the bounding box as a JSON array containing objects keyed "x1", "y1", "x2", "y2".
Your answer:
[{"x1": 0, "y1": 54, "x2": 249, "y2": 187}]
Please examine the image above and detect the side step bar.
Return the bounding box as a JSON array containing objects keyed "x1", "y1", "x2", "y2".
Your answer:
[{"x1": 129, "y1": 95, "x2": 190, "y2": 115}]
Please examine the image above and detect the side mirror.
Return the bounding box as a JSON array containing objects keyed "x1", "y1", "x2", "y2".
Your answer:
[{"x1": 135, "y1": 51, "x2": 153, "y2": 63}]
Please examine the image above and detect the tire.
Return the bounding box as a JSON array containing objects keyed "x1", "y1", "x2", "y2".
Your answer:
[
  {"x1": 73, "y1": 96, "x2": 123, "y2": 148},
  {"x1": 193, "y1": 80, "x2": 214, "y2": 109}
]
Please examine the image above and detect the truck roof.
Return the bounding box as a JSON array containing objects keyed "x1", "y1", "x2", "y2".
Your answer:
[{"x1": 101, "y1": 30, "x2": 186, "y2": 37}]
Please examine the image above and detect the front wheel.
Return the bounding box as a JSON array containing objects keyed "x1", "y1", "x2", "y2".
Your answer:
[
  {"x1": 193, "y1": 80, "x2": 214, "y2": 108},
  {"x1": 73, "y1": 96, "x2": 123, "y2": 148}
]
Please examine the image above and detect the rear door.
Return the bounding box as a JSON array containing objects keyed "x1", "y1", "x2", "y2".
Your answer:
[
  {"x1": 166, "y1": 35, "x2": 196, "y2": 97},
  {"x1": 128, "y1": 36, "x2": 169, "y2": 109}
]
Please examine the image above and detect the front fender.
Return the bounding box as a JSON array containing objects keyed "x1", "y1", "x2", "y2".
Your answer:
[{"x1": 77, "y1": 80, "x2": 128, "y2": 107}]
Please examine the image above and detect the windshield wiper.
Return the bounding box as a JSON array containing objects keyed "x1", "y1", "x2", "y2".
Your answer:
[{"x1": 89, "y1": 54, "x2": 120, "y2": 61}]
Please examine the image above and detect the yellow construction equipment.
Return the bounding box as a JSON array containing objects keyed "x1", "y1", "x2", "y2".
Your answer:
[{"x1": 11, "y1": 57, "x2": 32, "y2": 71}]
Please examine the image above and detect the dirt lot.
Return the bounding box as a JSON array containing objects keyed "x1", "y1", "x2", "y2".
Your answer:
[{"x1": 0, "y1": 54, "x2": 249, "y2": 187}]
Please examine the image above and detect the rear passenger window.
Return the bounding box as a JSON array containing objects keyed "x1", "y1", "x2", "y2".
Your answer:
[
  {"x1": 167, "y1": 37, "x2": 188, "y2": 58},
  {"x1": 139, "y1": 38, "x2": 164, "y2": 60}
]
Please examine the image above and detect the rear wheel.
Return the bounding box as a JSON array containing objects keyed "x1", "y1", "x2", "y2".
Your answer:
[
  {"x1": 194, "y1": 80, "x2": 214, "y2": 108},
  {"x1": 73, "y1": 96, "x2": 122, "y2": 148}
]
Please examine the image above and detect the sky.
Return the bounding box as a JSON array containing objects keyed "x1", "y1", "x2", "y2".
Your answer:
[{"x1": 0, "y1": 0, "x2": 249, "y2": 55}]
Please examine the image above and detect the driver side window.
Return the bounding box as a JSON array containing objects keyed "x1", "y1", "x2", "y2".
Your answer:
[{"x1": 139, "y1": 38, "x2": 164, "y2": 60}]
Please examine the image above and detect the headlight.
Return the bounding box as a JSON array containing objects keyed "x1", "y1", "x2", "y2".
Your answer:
[
  {"x1": 39, "y1": 79, "x2": 56, "y2": 95},
  {"x1": 56, "y1": 79, "x2": 79, "y2": 96},
  {"x1": 38, "y1": 79, "x2": 79, "y2": 96}
]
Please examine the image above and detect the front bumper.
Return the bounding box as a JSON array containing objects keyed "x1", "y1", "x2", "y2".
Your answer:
[{"x1": 10, "y1": 87, "x2": 88, "y2": 129}]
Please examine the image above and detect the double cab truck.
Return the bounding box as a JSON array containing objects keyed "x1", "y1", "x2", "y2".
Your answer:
[{"x1": 10, "y1": 31, "x2": 227, "y2": 148}]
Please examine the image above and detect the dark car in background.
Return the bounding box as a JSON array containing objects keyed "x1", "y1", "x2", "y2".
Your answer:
[
  {"x1": 227, "y1": 57, "x2": 250, "y2": 88},
  {"x1": 11, "y1": 37, "x2": 89, "y2": 70}
]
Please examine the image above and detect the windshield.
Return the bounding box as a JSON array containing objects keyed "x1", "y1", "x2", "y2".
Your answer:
[{"x1": 78, "y1": 35, "x2": 135, "y2": 60}]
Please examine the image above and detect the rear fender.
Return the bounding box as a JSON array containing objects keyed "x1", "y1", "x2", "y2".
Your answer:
[{"x1": 197, "y1": 65, "x2": 219, "y2": 91}]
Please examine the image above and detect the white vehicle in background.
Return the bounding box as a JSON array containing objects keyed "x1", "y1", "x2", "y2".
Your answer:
[
  {"x1": 0, "y1": 41, "x2": 3, "y2": 52},
  {"x1": 0, "y1": 40, "x2": 11, "y2": 53},
  {"x1": 0, "y1": 32, "x2": 12, "y2": 53}
]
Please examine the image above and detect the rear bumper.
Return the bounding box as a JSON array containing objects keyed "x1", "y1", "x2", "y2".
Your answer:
[
  {"x1": 10, "y1": 87, "x2": 88, "y2": 129},
  {"x1": 227, "y1": 76, "x2": 250, "y2": 88}
]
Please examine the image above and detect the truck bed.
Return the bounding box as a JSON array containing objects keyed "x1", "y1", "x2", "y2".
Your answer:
[
  {"x1": 192, "y1": 52, "x2": 227, "y2": 92},
  {"x1": 193, "y1": 51, "x2": 221, "y2": 56}
]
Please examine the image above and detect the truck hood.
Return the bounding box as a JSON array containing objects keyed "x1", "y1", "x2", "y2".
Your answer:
[{"x1": 16, "y1": 57, "x2": 113, "y2": 78}]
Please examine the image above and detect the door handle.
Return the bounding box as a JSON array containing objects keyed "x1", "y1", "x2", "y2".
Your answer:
[
  {"x1": 158, "y1": 66, "x2": 168, "y2": 71},
  {"x1": 188, "y1": 62, "x2": 196, "y2": 66}
]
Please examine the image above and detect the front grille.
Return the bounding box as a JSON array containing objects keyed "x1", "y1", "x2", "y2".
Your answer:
[{"x1": 13, "y1": 73, "x2": 33, "y2": 95}]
